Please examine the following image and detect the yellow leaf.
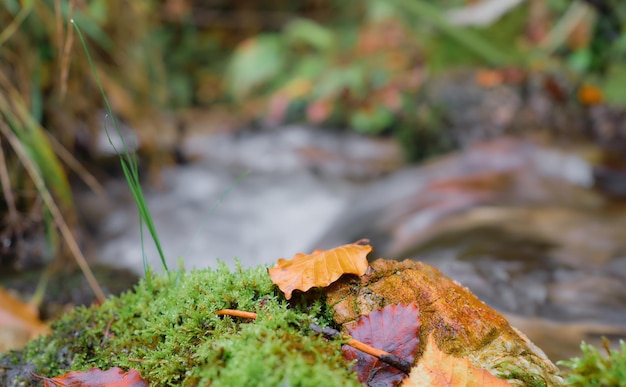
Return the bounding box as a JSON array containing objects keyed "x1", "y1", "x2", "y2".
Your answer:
[{"x1": 403, "y1": 334, "x2": 510, "y2": 387}]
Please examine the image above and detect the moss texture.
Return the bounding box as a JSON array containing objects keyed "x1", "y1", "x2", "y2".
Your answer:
[
  {"x1": 3, "y1": 258, "x2": 621, "y2": 386},
  {"x1": 558, "y1": 340, "x2": 626, "y2": 386},
  {"x1": 5, "y1": 263, "x2": 359, "y2": 386}
]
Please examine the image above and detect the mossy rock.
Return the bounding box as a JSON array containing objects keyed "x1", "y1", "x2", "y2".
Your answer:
[
  {"x1": 326, "y1": 259, "x2": 565, "y2": 386},
  {"x1": 0, "y1": 264, "x2": 359, "y2": 386},
  {"x1": 1, "y1": 259, "x2": 573, "y2": 386}
]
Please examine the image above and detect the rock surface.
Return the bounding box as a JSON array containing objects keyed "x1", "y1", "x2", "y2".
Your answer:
[
  {"x1": 314, "y1": 138, "x2": 626, "y2": 361},
  {"x1": 326, "y1": 259, "x2": 564, "y2": 386}
]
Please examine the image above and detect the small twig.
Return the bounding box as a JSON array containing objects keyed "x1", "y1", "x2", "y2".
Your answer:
[
  {"x1": 310, "y1": 323, "x2": 412, "y2": 374},
  {"x1": 0, "y1": 137, "x2": 18, "y2": 221},
  {"x1": 59, "y1": 0, "x2": 75, "y2": 99},
  {"x1": 30, "y1": 372, "x2": 55, "y2": 385},
  {"x1": 103, "y1": 316, "x2": 115, "y2": 341},
  {"x1": 216, "y1": 309, "x2": 258, "y2": 319}
]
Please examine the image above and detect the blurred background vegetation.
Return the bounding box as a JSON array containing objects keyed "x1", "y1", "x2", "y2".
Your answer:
[{"x1": 1, "y1": 0, "x2": 626, "y2": 274}]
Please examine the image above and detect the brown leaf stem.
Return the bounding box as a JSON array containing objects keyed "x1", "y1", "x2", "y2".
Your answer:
[
  {"x1": 309, "y1": 323, "x2": 412, "y2": 374},
  {"x1": 215, "y1": 309, "x2": 258, "y2": 319}
]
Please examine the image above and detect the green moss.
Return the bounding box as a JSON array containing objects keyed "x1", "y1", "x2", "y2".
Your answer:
[
  {"x1": 14, "y1": 263, "x2": 359, "y2": 386},
  {"x1": 558, "y1": 340, "x2": 626, "y2": 387}
]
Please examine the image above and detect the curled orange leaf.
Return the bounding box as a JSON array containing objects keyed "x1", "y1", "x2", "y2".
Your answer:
[{"x1": 268, "y1": 239, "x2": 371, "y2": 299}]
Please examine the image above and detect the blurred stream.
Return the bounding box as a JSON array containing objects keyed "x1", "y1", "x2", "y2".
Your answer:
[{"x1": 77, "y1": 125, "x2": 626, "y2": 362}]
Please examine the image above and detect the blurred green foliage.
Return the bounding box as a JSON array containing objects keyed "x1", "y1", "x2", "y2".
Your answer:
[
  {"x1": 223, "y1": 0, "x2": 626, "y2": 158},
  {"x1": 3, "y1": 0, "x2": 626, "y2": 269}
]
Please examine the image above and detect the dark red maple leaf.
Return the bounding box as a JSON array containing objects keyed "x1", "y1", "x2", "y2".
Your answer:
[
  {"x1": 343, "y1": 303, "x2": 420, "y2": 386},
  {"x1": 38, "y1": 367, "x2": 148, "y2": 387}
]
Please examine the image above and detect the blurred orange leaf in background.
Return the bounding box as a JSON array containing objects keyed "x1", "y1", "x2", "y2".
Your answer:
[
  {"x1": 578, "y1": 83, "x2": 604, "y2": 106},
  {"x1": 268, "y1": 239, "x2": 371, "y2": 299},
  {"x1": 402, "y1": 335, "x2": 510, "y2": 387},
  {"x1": 0, "y1": 287, "x2": 49, "y2": 352}
]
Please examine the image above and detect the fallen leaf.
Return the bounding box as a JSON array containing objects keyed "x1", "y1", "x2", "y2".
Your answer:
[
  {"x1": 0, "y1": 286, "x2": 49, "y2": 352},
  {"x1": 578, "y1": 83, "x2": 603, "y2": 106},
  {"x1": 343, "y1": 303, "x2": 420, "y2": 386},
  {"x1": 306, "y1": 98, "x2": 334, "y2": 124},
  {"x1": 543, "y1": 75, "x2": 567, "y2": 102},
  {"x1": 268, "y1": 239, "x2": 371, "y2": 300},
  {"x1": 40, "y1": 367, "x2": 148, "y2": 387},
  {"x1": 402, "y1": 335, "x2": 510, "y2": 387},
  {"x1": 475, "y1": 70, "x2": 503, "y2": 88}
]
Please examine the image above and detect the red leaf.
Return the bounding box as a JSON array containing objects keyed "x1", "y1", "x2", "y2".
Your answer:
[
  {"x1": 41, "y1": 367, "x2": 148, "y2": 387},
  {"x1": 343, "y1": 303, "x2": 420, "y2": 386}
]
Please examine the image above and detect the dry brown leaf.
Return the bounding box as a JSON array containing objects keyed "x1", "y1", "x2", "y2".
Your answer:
[
  {"x1": 402, "y1": 335, "x2": 510, "y2": 387},
  {"x1": 0, "y1": 287, "x2": 49, "y2": 352},
  {"x1": 268, "y1": 239, "x2": 371, "y2": 299}
]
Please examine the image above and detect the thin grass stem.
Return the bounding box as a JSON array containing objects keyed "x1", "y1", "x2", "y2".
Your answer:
[{"x1": 72, "y1": 19, "x2": 169, "y2": 272}]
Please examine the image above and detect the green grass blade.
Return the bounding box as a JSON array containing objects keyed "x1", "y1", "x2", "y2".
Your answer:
[
  {"x1": 119, "y1": 157, "x2": 167, "y2": 271},
  {"x1": 72, "y1": 19, "x2": 169, "y2": 272}
]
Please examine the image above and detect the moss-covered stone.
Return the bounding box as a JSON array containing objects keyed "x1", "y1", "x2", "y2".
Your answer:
[
  {"x1": 4, "y1": 258, "x2": 613, "y2": 386},
  {"x1": 0, "y1": 263, "x2": 359, "y2": 386},
  {"x1": 326, "y1": 259, "x2": 565, "y2": 386}
]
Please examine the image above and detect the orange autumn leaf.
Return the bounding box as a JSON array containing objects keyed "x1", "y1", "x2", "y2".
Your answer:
[
  {"x1": 578, "y1": 83, "x2": 604, "y2": 106},
  {"x1": 0, "y1": 286, "x2": 49, "y2": 352},
  {"x1": 475, "y1": 70, "x2": 503, "y2": 88},
  {"x1": 40, "y1": 367, "x2": 148, "y2": 387},
  {"x1": 268, "y1": 239, "x2": 371, "y2": 300},
  {"x1": 402, "y1": 335, "x2": 510, "y2": 387}
]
